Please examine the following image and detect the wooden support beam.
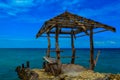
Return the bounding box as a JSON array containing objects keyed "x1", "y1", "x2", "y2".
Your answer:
[
  {"x1": 55, "y1": 27, "x2": 61, "y2": 64},
  {"x1": 55, "y1": 26, "x2": 61, "y2": 74},
  {"x1": 22, "y1": 64, "x2": 24, "y2": 68},
  {"x1": 76, "y1": 29, "x2": 109, "y2": 38},
  {"x1": 41, "y1": 35, "x2": 71, "y2": 38},
  {"x1": 46, "y1": 33, "x2": 51, "y2": 57},
  {"x1": 50, "y1": 31, "x2": 71, "y2": 34},
  {"x1": 36, "y1": 24, "x2": 55, "y2": 38},
  {"x1": 41, "y1": 29, "x2": 109, "y2": 38},
  {"x1": 71, "y1": 30, "x2": 76, "y2": 64},
  {"x1": 94, "y1": 50, "x2": 101, "y2": 66},
  {"x1": 89, "y1": 26, "x2": 95, "y2": 70},
  {"x1": 47, "y1": 50, "x2": 64, "y2": 52},
  {"x1": 26, "y1": 61, "x2": 30, "y2": 68}
]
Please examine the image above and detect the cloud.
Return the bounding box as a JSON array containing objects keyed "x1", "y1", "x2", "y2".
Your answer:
[
  {"x1": 61, "y1": 0, "x2": 85, "y2": 10},
  {"x1": 108, "y1": 41, "x2": 116, "y2": 44},
  {"x1": 95, "y1": 40, "x2": 116, "y2": 45},
  {"x1": 0, "y1": 0, "x2": 120, "y2": 24},
  {"x1": 94, "y1": 41, "x2": 105, "y2": 44},
  {"x1": 0, "y1": 0, "x2": 39, "y2": 16},
  {"x1": 10, "y1": 0, "x2": 35, "y2": 7},
  {"x1": 78, "y1": 1, "x2": 120, "y2": 17},
  {"x1": 14, "y1": 15, "x2": 47, "y2": 23}
]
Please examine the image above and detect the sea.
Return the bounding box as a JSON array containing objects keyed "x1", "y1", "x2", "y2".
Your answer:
[{"x1": 0, "y1": 48, "x2": 120, "y2": 80}]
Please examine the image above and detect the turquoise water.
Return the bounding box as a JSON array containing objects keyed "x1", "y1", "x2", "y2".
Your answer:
[{"x1": 0, "y1": 48, "x2": 120, "y2": 80}]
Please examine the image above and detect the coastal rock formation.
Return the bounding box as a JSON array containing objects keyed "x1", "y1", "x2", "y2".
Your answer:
[
  {"x1": 16, "y1": 64, "x2": 120, "y2": 80},
  {"x1": 32, "y1": 69, "x2": 120, "y2": 80}
]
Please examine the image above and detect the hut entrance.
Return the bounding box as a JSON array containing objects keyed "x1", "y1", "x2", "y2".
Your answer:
[{"x1": 36, "y1": 11, "x2": 116, "y2": 75}]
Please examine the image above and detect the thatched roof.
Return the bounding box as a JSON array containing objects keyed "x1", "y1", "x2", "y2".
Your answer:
[{"x1": 36, "y1": 11, "x2": 116, "y2": 38}]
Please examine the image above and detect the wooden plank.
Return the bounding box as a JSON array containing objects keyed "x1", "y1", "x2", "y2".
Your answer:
[
  {"x1": 41, "y1": 29, "x2": 109, "y2": 38},
  {"x1": 41, "y1": 35, "x2": 71, "y2": 38},
  {"x1": 43, "y1": 57, "x2": 56, "y2": 64},
  {"x1": 94, "y1": 50, "x2": 101, "y2": 66},
  {"x1": 89, "y1": 26, "x2": 95, "y2": 70},
  {"x1": 36, "y1": 24, "x2": 55, "y2": 38},
  {"x1": 51, "y1": 56, "x2": 80, "y2": 58},
  {"x1": 50, "y1": 31, "x2": 71, "y2": 34},
  {"x1": 47, "y1": 50, "x2": 64, "y2": 52}
]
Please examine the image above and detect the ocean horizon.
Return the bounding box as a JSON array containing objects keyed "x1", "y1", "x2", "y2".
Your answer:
[{"x1": 0, "y1": 48, "x2": 120, "y2": 80}]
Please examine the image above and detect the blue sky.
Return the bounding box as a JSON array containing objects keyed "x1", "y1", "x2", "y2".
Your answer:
[{"x1": 0, "y1": 0, "x2": 120, "y2": 48}]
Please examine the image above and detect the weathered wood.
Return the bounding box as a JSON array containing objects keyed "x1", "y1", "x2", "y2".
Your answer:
[
  {"x1": 89, "y1": 26, "x2": 95, "y2": 70},
  {"x1": 55, "y1": 27, "x2": 61, "y2": 64},
  {"x1": 16, "y1": 66, "x2": 39, "y2": 80},
  {"x1": 45, "y1": 63, "x2": 50, "y2": 72},
  {"x1": 46, "y1": 24, "x2": 56, "y2": 33},
  {"x1": 36, "y1": 11, "x2": 116, "y2": 38},
  {"x1": 50, "y1": 65, "x2": 55, "y2": 75},
  {"x1": 43, "y1": 56, "x2": 57, "y2": 64},
  {"x1": 94, "y1": 50, "x2": 101, "y2": 66},
  {"x1": 77, "y1": 29, "x2": 109, "y2": 38},
  {"x1": 55, "y1": 26, "x2": 62, "y2": 75},
  {"x1": 47, "y1": 50, "x2": 64, "y2": 52},
  {"x1": 26, "y1": 61, "x2": 30, "y2": 68},
  {"x1": 41, "y1": 29, "x2": 109, "y2": 38},
  {"x1": 36, "y1": 24, "x2": 55, "y2": 38},
  {"x1": 46, "y1": 33, "x2": 51, "y2": 57},
  {"x1": 51, "y1": 56, "x2": 80, "y2": 58},
  {"x1": 41, "y1": 35, "x2": 71, "y2": 38},
  {"x1": 22, "y1": 64, "x2": 24, "y2": 68},
  {"x1": 50, "y1": 31, "x2": 72, "y2": 34},
  {"x1": 71, "y1": 30, "x2": 76, "y2": 64}
]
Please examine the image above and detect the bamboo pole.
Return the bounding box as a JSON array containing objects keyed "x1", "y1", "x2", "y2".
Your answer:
[
  {"x1": 89, "y1": 26, "x2": 95, "y2": 70},
  {"x1": 46, "y1": 32, "x2": 51, "y2": 57},
  {"x1": 71, "y1": 30, "x2": 76, "y2": 64}
]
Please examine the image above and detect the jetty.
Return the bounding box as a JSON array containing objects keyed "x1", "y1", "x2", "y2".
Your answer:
[{"x1": 15, "y1": 11, "x2": 118, "y2": 80}]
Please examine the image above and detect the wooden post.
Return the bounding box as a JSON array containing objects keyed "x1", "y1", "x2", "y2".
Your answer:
[
  {"x1": 89, "y1": 26, "x2": 95, "y2": 70},
  {"x1": 26, "y1": 61, "x2": 30, "y2": 68},
  {"x1": 55, "y1": 26, "x2": 61, "y2": 74},
  {"x1": 71, "y1": 30, "x2": 76, "y2": 64},
  {"x1": 46, "y1": 32, "x2": 51, "y2": 57},
  {"x1": 55, "y1": 27, "x2": 60, "y2": 64},
  {"x1": 22, "y1": 64, "x2": 24, "y2": 68}
]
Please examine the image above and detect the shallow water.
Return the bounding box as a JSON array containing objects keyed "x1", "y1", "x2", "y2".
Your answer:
[{"x1": 0, "y1": 48, "x2": 120, "y2": 80}]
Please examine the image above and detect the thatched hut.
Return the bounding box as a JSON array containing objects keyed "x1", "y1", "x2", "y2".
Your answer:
[{"x1": 36, "y1": 11, "x2": 116, "y2": 75}]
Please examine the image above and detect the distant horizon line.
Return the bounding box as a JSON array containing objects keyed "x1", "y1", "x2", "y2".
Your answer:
[{"x1": 0, "y1": 48, "x2": 120, "y2": 49}]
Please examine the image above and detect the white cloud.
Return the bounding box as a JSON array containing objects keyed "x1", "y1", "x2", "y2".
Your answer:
[
  {"x1": 10, "y1": 0, "x2": 35, "y2": 7},
  {"x1": 61, "y1": 0, "x2": 85, "y2": 10},
  {"x1": 0, "y1": 0, "x2": 37, "y2": 16},
  {"x1": 94, "y1": 40, "x2": 116, "y2": 45},
  {"x1": 94, "y1": 41, "x2": 105, "y2": 44},
  {"x1": 78, "y1": 2, "x2": 120, "y2": 17},
  {"x1": 108, "y1": 41, "x2": 116, "y2": 44}
]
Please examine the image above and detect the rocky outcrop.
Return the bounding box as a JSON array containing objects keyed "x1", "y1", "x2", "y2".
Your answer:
[
  {"x1": 16, "y1": 64, "x2": 120, "y2": 80},
  {"x1": 15, "y1": 66, "x2": 39, "y2": 80}
]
